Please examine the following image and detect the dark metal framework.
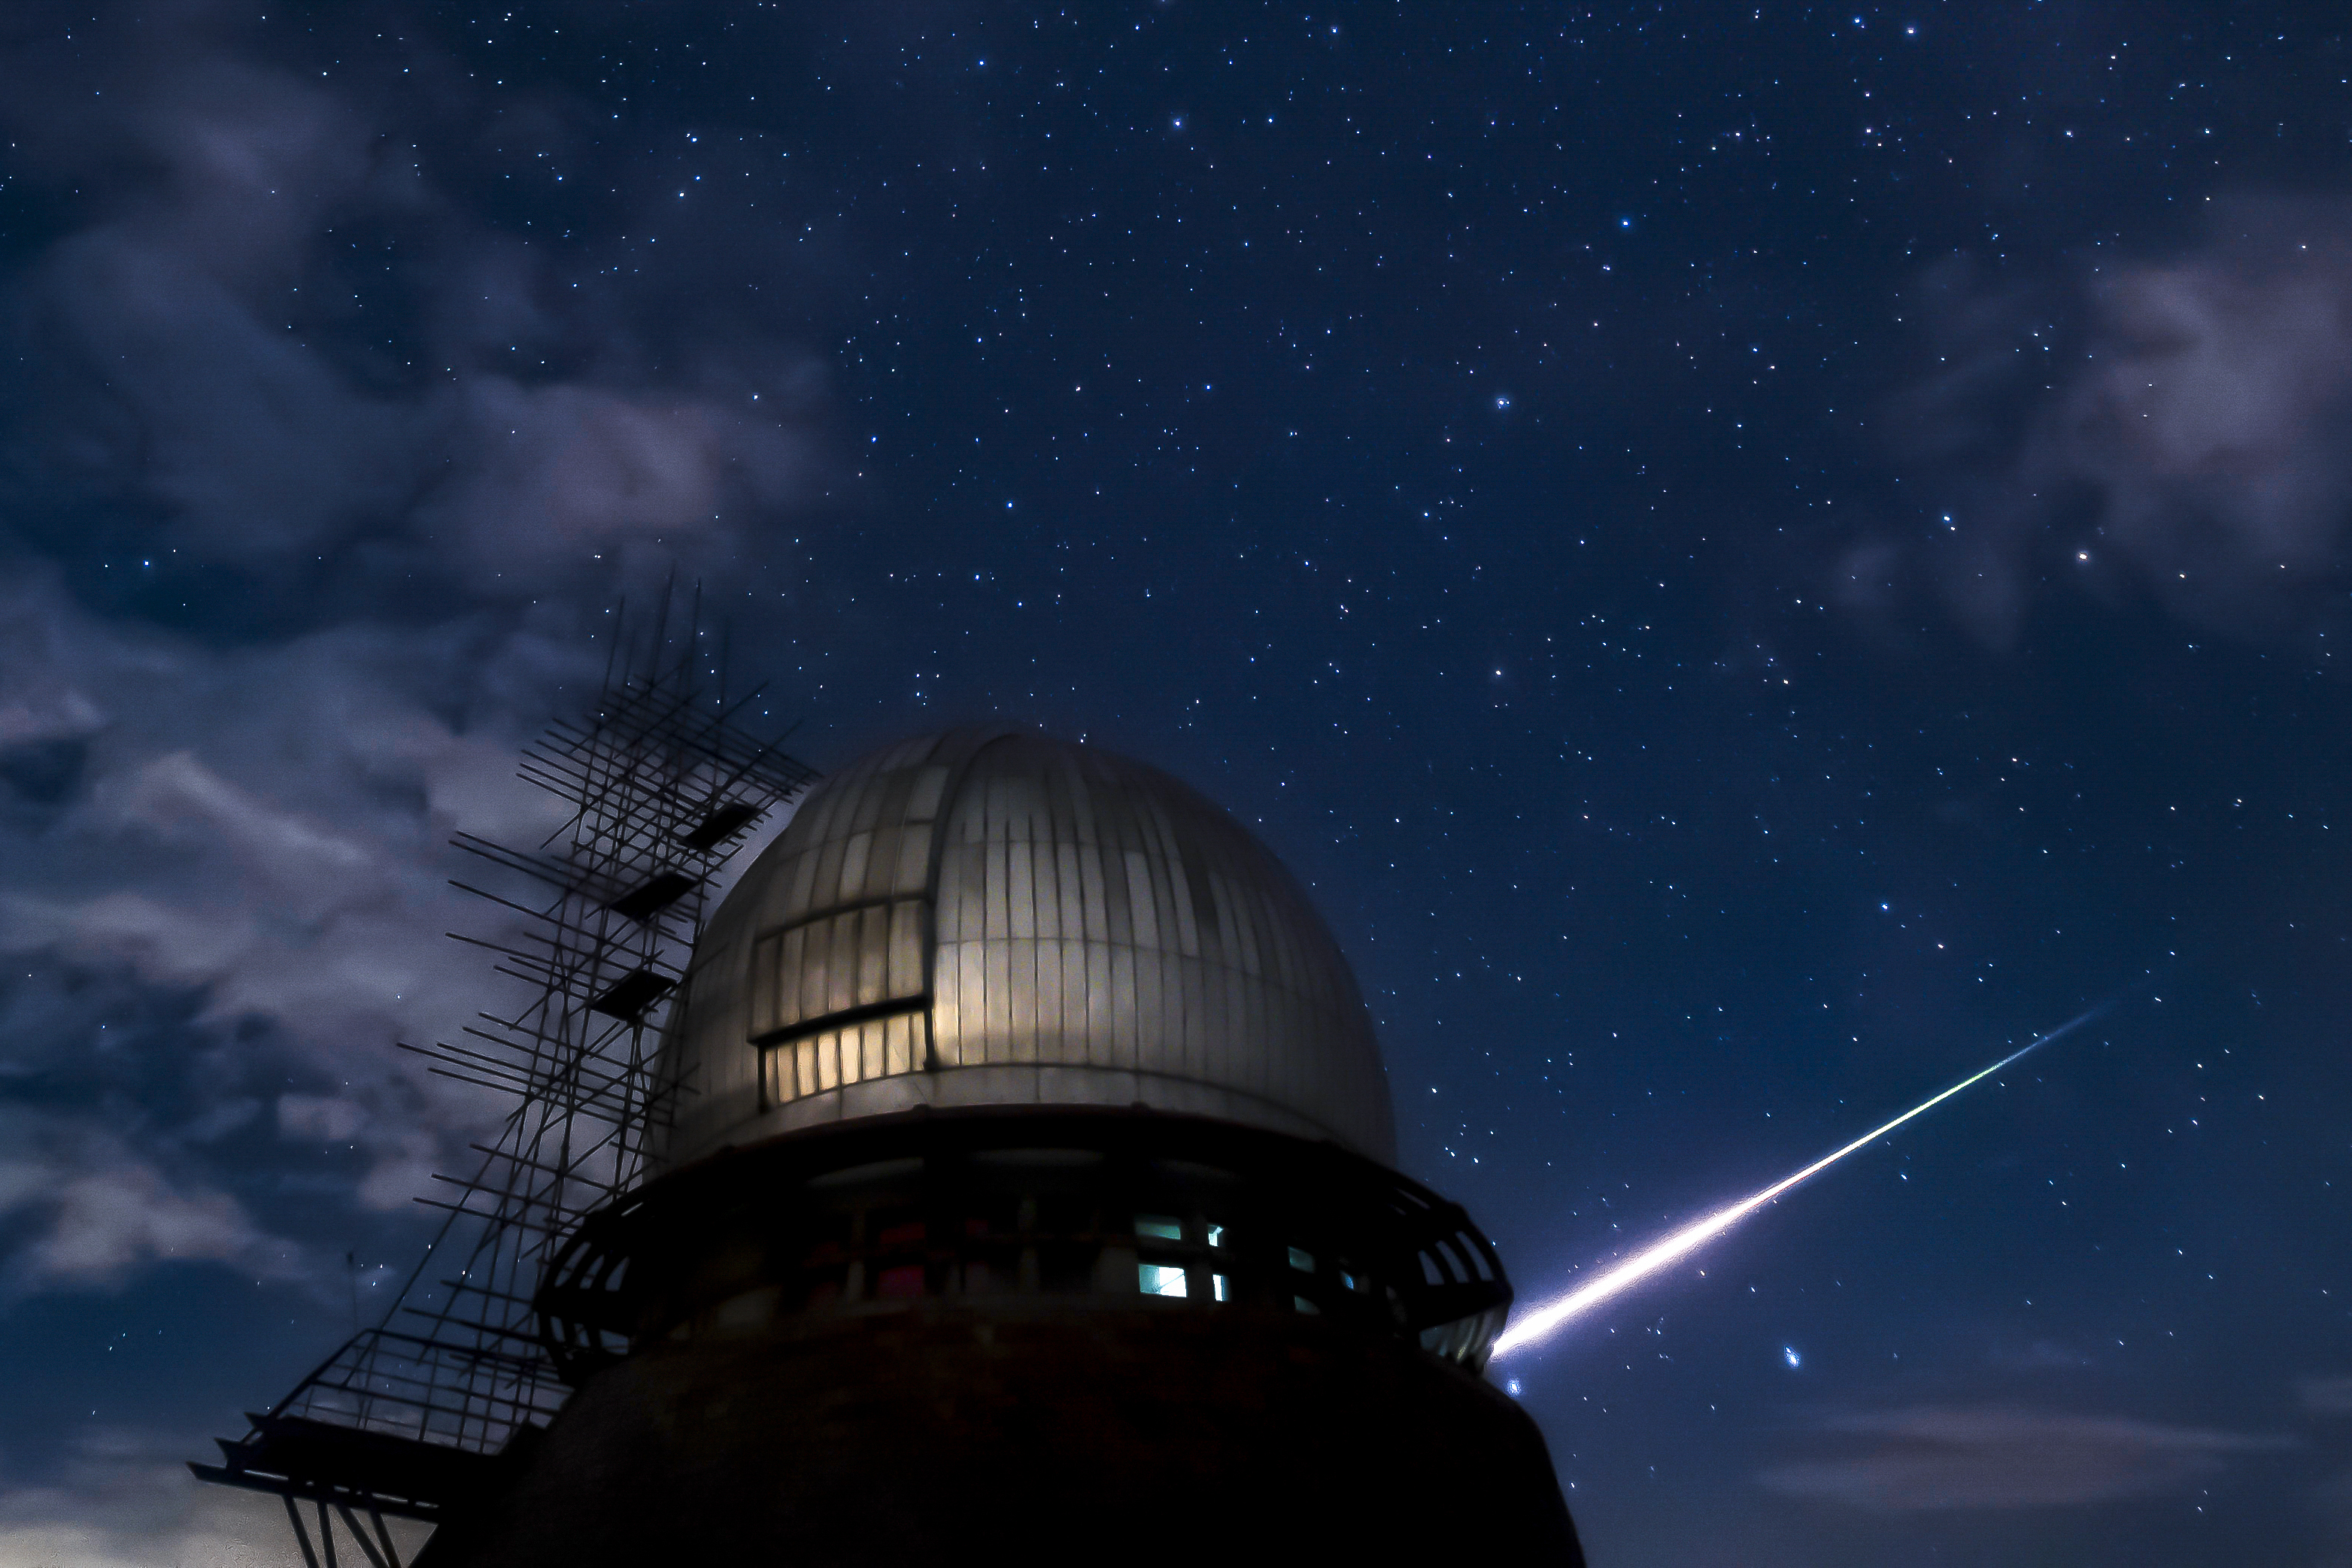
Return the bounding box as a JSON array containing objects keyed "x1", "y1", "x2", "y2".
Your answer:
[
  {"x1": 536, "y1": 1104, "x2": 1514, "y2": 1376},
  {"x1": 191, "y1": 605, "x2": 816, "y2": 1554}
]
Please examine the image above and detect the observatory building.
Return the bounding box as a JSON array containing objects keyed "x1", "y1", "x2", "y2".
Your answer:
[{"x1": 216, "y1": 718, "x2": 1581, "y2": 1563}]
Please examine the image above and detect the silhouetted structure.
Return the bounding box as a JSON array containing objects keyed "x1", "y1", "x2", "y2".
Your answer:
[
  {"x1": 200, "y1": 711, "x2": 1582, "y2": 1564},
  {"x1": 193, "y1": 608, "x2": 815, "y2": 1567}
]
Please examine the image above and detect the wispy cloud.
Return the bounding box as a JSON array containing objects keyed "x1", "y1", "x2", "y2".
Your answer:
[
  {"x1": 0, "y1": 11, "x2": 827, "y2": 603},
  {"x1": 1758, "y1": 1405, "x2": 2296, "y2": 1512},
  {"x1": 0, "y1": 0, "x2": 848, "y2": 1314},
  {"x1": 1844, "y1": 197, "x2": 2352, "y2": 652},
  {"x1": 2303, "y1": 1378, "x2": 2352, "y2": 1418},
  {"x1": 0, "y1": 1428, "x2": 430, "y2": 1567},
  {"x1": 0, "y1": 1109, "x2": 302, "y2": 1296},
  {"x1": 0, "y1": 572, "x2": 572, "y2": 1227}
]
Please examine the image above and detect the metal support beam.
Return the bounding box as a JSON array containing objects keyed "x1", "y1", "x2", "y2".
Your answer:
[
  {"x1": 369, "y1": 1508, "x2": 405, "y2": 1568},
  {"x1": 282, "y1": 1495, "x2": 322, "y2": 1568},
  {"x1": 335, "y1": 1503, "x2": 394, "y2": 1568}
]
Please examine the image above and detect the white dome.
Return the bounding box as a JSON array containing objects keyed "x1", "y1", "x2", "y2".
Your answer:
[{"x1": 650, "y1": 727, "x2": 1397, "y2": 1170}]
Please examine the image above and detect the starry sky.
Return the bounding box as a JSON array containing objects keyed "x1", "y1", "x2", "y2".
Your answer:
[{"x1": 2, "y1": 2, "x2": 2349, "y2": 1563}]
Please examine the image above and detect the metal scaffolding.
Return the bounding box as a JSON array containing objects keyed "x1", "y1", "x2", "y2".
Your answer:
[{"x1": 192, "y1": 605, "x2": 816, "y2": 1563}]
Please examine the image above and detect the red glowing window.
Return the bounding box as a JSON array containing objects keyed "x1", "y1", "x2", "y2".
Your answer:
[{"x1": 874, "y1": 1263, "x2": 927, "y2": 1298}]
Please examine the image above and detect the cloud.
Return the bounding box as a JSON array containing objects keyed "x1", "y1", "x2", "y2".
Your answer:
[
  {"x1": 276, "y1": 1094, "x2": 369, "y2": 1145},
  {"x1": 1984, "y1": 1339, "x2": 2099, "y2": 1372},
  {"x1": 0, "y1": 568, "x2": 582, "y2": 1231},
  {"x1": 0, "y1": 4, "x2": 836, "y2": 1562},
  {"x1": 439, "y1": 372, "x2": 814, "y2": 581},
  {"x1": 2303, "y1": 1378, "x2": 2352, "y2": 1417},
  {"x1": 0, "y1": 0, "x2": 837, "y2": 1326},
  {"x1": 1757, "y1": 1405, "x2": 2296, "y2": 1512},
  {"x1": 0, "y1": 1112, "x2": 300, "y2": 1294},
  {"x1": 0, "y1": 1429, "x2": 432, "y2": 1568},
  {"x1": 1845, "y1": 197, "x2": 2352, "y2": 651},
  {"x1": 0, "y1": 7, "x2": 827, "y2": 608}
]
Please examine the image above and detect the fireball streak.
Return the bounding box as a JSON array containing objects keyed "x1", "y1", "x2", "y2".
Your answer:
[{"x1": 1489, "y1": 1005, "x2": 2109, "y2": 1359}]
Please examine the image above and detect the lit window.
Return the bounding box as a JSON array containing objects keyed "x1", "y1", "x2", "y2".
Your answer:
[
  {"x1": 1206, "y1": 1223, "x2": 1227, "y2": 1249},
  {"x1": 713, "y1": 1287, "x2": 778, "y2": 1329},
  {"x1": 1136, "y1": 1215, "x2": 1183, "y2": 1242},
  {"x1": 1293, "y1": 1295, "x2": 1321, "y2": 1315},
  {"x1": 1287, "y1": 1245, "x2": 1315, "y2": 1272},
  {"x1": 1139, "y1": 1263, "x2": 1189, "y2": 1298},
  {"x1": 1212, "y1": 1274, "x2": 1231, "y2": 1302},
  {"x1": 1339, "y1": 1269, "x2": 1364, "y2": 1293}
]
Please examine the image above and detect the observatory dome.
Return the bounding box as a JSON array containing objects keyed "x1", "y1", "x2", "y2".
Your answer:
[{"x1": 650, "y1": 727, "x2": 1397, "y2": 1172}]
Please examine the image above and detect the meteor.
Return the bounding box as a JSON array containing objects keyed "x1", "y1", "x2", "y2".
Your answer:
[{"x1": 1490, "y1": 1005, "x2": 2108, "y2": 1360}]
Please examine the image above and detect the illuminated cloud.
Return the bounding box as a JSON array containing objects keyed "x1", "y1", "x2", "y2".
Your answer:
[
  {"x1": 1847, "y1": 198, "x2": 2352, "y2": 651},
  {"x1": 0, "y1": 0, "x2": 838, "y2": 1307},
  {"x1": 0, "y1": 1430, "x2": 429, "y2": 1567},
  {"x1": 2301, "y1": 1377, "x2": 2352, "y2": 1417},
  {"x1": 0, "y1": 1112, "x2": 301, "y2": 1294},
  {"x1": 1759, "y1": 1406, "x2": 2296, "y2": 1512}
]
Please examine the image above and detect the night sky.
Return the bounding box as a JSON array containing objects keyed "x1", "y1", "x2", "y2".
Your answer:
[{"x1": 2, "y1": 2, "x2": 2349, "y2": 1563}]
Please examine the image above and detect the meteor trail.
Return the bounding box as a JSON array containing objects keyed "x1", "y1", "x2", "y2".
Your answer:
[{"x1": 1490, "y1": 1005, "x2": 2109, "y2": 1360}]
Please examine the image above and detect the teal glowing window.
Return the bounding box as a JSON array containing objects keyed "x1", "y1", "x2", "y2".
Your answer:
[{"x1": 1139, "y1": 1263, "x2": 1189, "y2": 1298}]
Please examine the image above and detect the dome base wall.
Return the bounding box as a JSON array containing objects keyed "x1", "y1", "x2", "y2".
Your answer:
[{"x1": 414, "y1": 1306, "x2": 1583, "y2": 1566}]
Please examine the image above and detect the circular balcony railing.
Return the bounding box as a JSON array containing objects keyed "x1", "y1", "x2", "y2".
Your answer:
[{"x1": 537, "y1": 1105, "x2": 1510, "y2": 1381}]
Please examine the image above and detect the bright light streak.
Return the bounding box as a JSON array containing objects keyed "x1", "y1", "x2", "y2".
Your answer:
[{"x1": 1490, "y1": 1005, "x2": 2108, "y2": 1359}]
